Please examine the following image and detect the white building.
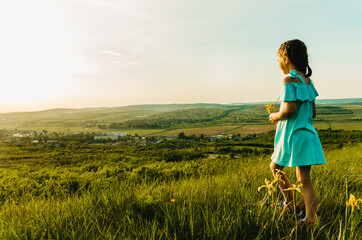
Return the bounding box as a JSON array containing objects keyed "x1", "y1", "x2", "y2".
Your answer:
[
  {"x1": 106, "y1": 132, "x2": 126, "y2": 137},
  {"x1": 94, "y1": 132, "x2": 126, "y2": 141}
]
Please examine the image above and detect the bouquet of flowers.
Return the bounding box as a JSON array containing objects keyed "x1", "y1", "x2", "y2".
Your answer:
[{"x1": 265, "y1": 103, "x2": 276, "y2": 113}]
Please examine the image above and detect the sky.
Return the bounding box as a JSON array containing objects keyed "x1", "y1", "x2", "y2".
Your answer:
[{"x1": 0, "y1": 0, "x2": 361, "y2": 112}]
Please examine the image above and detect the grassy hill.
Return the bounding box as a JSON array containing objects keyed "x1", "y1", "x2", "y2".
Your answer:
[
  {"x1": 0, "y1": 134, "x2": 360, "y2": 239},
  {"x1": 0, "y1": 100, "x2": 361, "y2": 134}
]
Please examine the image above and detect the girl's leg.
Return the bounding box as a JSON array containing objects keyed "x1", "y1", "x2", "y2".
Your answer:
[
  {"x1": 296, "y1": 165, "x2": 317, "y2": 222},
  {"x1": 270, "y1": 161, "x2": 293, "y2": 204}
]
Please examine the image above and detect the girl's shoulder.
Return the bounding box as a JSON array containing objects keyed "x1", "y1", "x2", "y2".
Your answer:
[
  {"x1": 278, "y1": 76, "x2": 319, "y2": 102},
  {"x1": 282, "y1": 75, "x2": 311, "y2": 85},
  {"x1": 282, "y1": 76, "x2": 295, "y2": 84}
]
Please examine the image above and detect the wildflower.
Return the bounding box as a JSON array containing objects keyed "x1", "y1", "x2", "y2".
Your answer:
[
  {"x1": 272, "y1": 169, "x2": 286, "y2": 185},
  {"x1": 171, "y1": 193, "x2": 178, "y2": 203},
  {"x1": 275, "y1": 169, "x2": 286, "y2": 175},
  {"x1": 265, "y1": 103, "x2": 276, "y2": 113},
  {"x1": 283, "y1": 184, "x2": 304, "y2": 195},
  {"x1": 258, "y1": 178, "x2": 276, "y2": 195},
  {"x1": 346, "y1": 194, "x2": 362, "y2": 212}
]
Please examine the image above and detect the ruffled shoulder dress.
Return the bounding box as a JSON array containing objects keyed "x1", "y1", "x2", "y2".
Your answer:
[{"x1": 271, "y1": 72, "x2": 327, "y2": 167}]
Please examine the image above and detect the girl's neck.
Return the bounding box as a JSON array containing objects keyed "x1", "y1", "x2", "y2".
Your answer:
[
  {"x1": 294, "y1": 69, "x2": 305, "y2": 77},
  {"x1": 287, "y1": 66, "x2": 305, "y2": 77},
  {"x1": 286, "y1": 64, "x2": 295, "y2": 73}
]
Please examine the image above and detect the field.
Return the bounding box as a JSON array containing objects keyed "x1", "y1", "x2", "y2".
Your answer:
[
  {"x1": 0, "y1": 101, "x2": 361, "y2": 239},
  {"x1": 0, "y1": 101, "x2": 361, "y2": 135},
  {"x1": 0, "y1": 130, "x2": 360, "y2": 239}
]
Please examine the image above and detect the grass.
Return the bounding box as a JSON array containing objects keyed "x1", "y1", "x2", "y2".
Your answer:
[
  {"x1": 314, "y1": 122, "x2": 362, "y2": 131},
  {"x1": 0, "y1": 141, "x2": 360, "y2": 239},
  {"x1": 149, "y1": 124, "x2": 240, "y2": 137}
]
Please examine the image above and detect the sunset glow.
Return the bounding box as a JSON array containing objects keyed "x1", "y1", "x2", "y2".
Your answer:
[
  {"x1": 0, "y1": 0, "x2": 361, "y2": 112},
  {"x1": 0, "y1": 1, "x2": 75, "y2": 105}
]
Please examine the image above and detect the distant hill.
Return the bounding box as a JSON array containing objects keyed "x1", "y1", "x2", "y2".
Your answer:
[
  {"x1": 0, "y1": 99, "x2": 360, "y2": 132},
  {"x1": 231, "y1": 98, "x2": 362, "y2": 105},
  {"x1": 315, "y1": 98, "x2": 362, "y2": 104},
  {"x1": 2, "y1": 98, "x2": 361, "y2": 116}
]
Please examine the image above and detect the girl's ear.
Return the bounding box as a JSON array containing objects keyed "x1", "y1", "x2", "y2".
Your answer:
[{"x1": 283, "y1": 56, "x2": 289, "y2": 64}]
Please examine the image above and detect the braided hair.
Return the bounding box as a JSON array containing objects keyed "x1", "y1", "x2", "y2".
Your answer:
[{"x1": 278, "y1": 39, "x2": 312, "y2": 77}]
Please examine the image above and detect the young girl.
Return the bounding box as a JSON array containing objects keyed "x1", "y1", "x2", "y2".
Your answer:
[{"x1": 268, "y1": 39, "x2": 326, "y2": 225}]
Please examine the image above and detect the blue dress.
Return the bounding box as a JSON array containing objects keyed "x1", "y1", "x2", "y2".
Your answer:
[{"x1": 271, "y1": 73, "x2": 327, "y2": 167}]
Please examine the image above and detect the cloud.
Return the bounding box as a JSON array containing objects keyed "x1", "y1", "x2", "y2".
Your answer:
[{"x1": 100, "y1": 50, "x2": 123, "y2": 57}]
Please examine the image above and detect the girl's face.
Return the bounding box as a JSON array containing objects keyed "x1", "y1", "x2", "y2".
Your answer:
[{"x1": 277, "y1": 53, "x2": 290, "y2": 74}]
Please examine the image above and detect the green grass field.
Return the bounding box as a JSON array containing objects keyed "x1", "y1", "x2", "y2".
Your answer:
[{"x1": 0, "y1": 138, "x2": 360, "y2": 239}]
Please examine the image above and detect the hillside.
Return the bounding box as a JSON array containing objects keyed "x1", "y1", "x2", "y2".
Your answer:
[
  {"x1": 0, "y1": 133, "x2": 360, "y2": 239},
  {"x1": 0, "y1": 99, "x2": 361, "y2": 134}
]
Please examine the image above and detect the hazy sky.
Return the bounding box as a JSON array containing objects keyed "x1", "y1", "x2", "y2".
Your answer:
[{"x1": 0, "y1": 0, "x2": 361, "y2": 112}]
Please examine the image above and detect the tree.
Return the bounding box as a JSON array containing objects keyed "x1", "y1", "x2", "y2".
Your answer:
[{"x1": 178, "y1": 132, "x2": 186, "y2": 140}]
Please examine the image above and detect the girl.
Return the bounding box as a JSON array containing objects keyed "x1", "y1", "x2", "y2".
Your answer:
[{"x1": 268, "y1": 39, "x2": 326, "y2": 225}]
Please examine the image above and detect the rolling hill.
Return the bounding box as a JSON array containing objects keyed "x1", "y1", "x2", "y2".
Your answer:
[{"x1": 0, "y1": 99, "x2": 361, "y2": 134}]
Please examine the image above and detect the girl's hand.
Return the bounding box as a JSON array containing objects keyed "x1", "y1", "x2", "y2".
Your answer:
[{"x1": 269, "y1": 113, "x2": 279, "y2": 124}]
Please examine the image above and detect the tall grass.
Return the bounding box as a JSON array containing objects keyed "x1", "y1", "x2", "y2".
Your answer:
[{"x1": 0, "y1": 143, "x2": 360, "y2": 239}]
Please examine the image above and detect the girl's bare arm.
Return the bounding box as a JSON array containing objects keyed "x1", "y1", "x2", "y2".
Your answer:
[
  {"x1": 312, "y1": 101, "x2": 316, "y2": 118},
  {"x1": 276, "y1": 101, "x2": 296, "y2": 120},
  {"x1": 269, "y1": 101, "x2": 296, "y2": 123}
]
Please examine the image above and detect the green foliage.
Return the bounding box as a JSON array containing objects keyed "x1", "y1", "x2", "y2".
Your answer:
[
  {"x1": 0, "y1": 132, "x2": 360, "y2": 239},
  {"x1": 178, "y1": 132, "x2": 186, "y2": 139},
  {"x1": 132, "y1": 194, "x2": 163, "y2": 221}
]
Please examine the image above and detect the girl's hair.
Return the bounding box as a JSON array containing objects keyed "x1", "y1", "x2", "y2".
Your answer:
[{"x1": 278, "y1": 39, "x2": 312, "y2": 77}]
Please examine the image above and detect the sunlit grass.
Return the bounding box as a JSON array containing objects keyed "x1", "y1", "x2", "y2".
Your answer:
[{"x1": 0, "y1": 142, "x2": 360, "y2": 239}]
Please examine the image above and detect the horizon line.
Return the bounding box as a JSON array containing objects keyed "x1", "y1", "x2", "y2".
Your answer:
[{"x1": 1, "y1": 97, "x2": 361, "y2": 114}]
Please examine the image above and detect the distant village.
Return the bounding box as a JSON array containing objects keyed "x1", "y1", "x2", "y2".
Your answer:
[{"x1": 0, "y1": 129, "x2": 268, "y2": 145}]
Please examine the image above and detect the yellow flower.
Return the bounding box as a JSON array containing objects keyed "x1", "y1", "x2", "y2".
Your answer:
[
  {"x1": 265, "y1": 103, "x2": 276, "y2": 113},
  {"x1": 258, "y1": 178, "x2": 276, "y2": 195},
  {"x1": 283, "y1": 184, "x2": 304, "y2": 195},
  {"x1": 171, "y1": 192, "x2": 178, "y2": 203},
  {"x1": 346, "y1": 194, "x2": 362, "y2": 212},
  {"x1": 275, "y1": 169, "x2": 286, "y2": 175},
  {"x1": 272, "y1": 169, "x2": 286, "y2": 185}
]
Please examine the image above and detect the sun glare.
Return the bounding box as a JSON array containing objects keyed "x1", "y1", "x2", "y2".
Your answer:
[{"x1": 0, "y1": 1, "x2": 76, "y2": 105}]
